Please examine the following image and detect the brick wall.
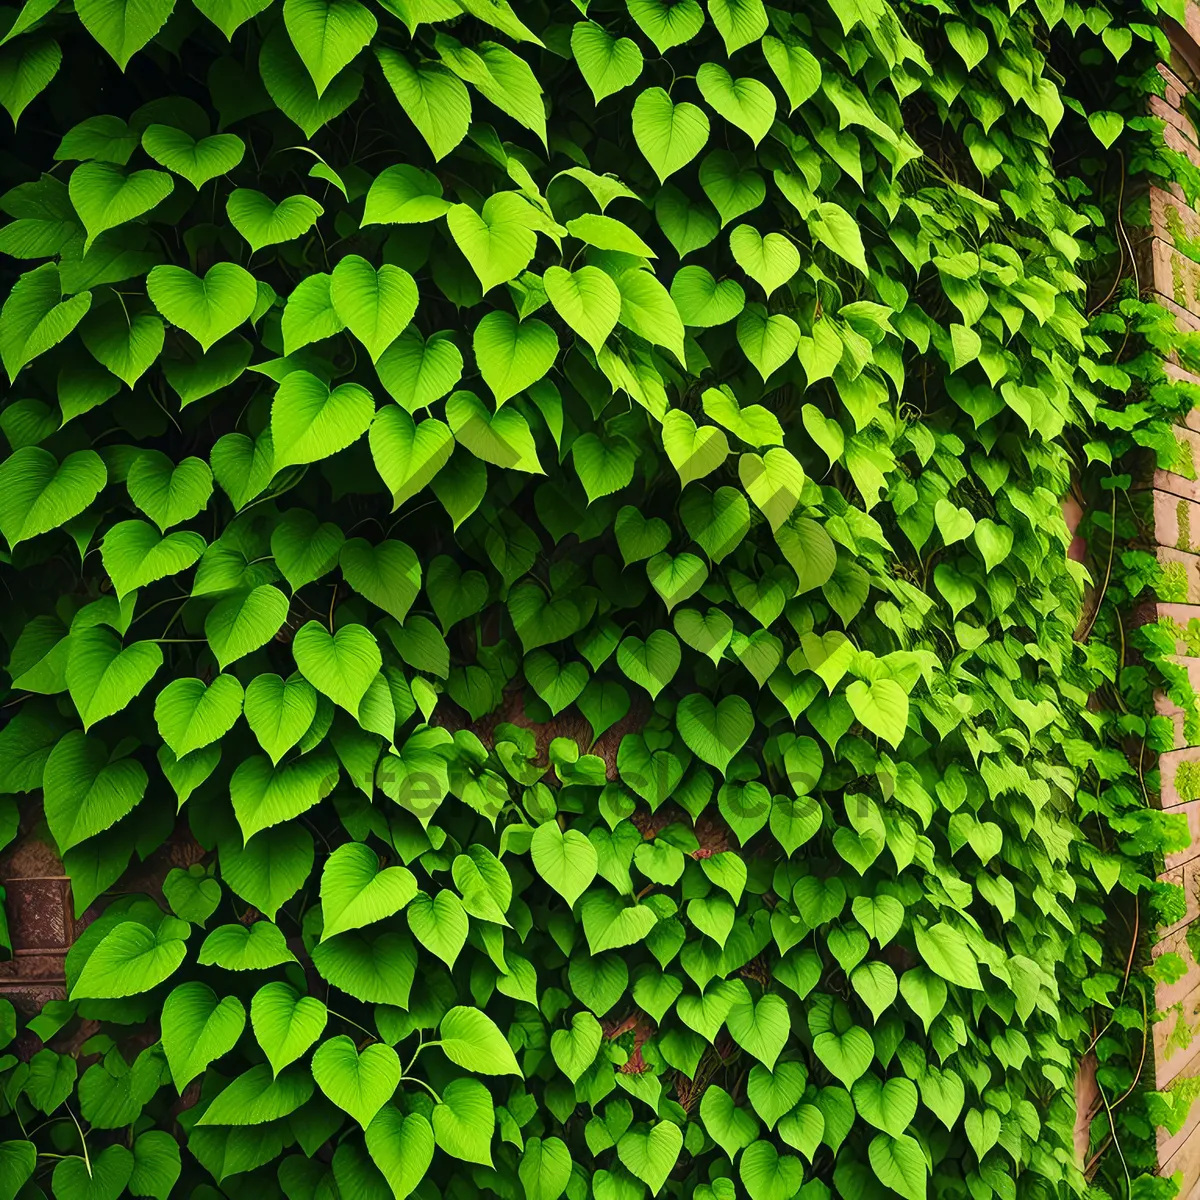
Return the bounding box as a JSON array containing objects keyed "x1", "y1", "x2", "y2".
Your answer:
[{"x1": 1136, "y1": 5, "x2": 1200, "y2": 1190}]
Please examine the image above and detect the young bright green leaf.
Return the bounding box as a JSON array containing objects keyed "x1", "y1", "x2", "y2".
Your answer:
[
  {"x1": 147, "y1": 262, "x2": 257, "y2": 351},
  {"x1": 432, "y1": 1077, "x2": 496, "y2": 1166},
  {"x1": 227, "y1": 188, "x2": 323, "y2": 252},
  {"x1": 696, "y1": 63, "x2": 775, "y2": 146},
  {"x1": 43, "y1": 729, "x2": 147, "y2": 852},
  {"x1": 376, "y1": 50, "x2": 470, "y2": 161},
  {"x1": 438, "y1": 1006, "x2": 522, "y2": 1076},
  {"x1": 204, "y1": 584, "x2": 290, "y2": 670},
  {"x1": 0, "y1": 446, "x2": 105, "y2": 547},
  {"x1": 473, "y1": 310, "x2": 558, "y2": 406},
  {"x1": 632, "y1": 87, "x2": 710, "y2": 183},
  {"x1": 626, "y1": 0, "x2": 703, "y2": 51},
  {"x1": 320, "y1": 841, "x2": 417, "y2": 940},
  {"x1": 0, "y1": 264, "x2": 93, "y2": 381},
  {"x1": 270, "y1": 370, "x2": 374, "y2": 471},
  {"x1": 161, "y1": 982, "x2": 246, "y2": 1090},
  {"x1": 155, "y1": 674, "x2": 244, "y2": 759},
  {"x1": 571, "y1": 21, "x2": 642, "y2": 103},
  {"x1": 446, "y1": 193, "x2": 538, "y2": 294},
  {"x1": 68, "y1": 162, "x2": 173, "y2": 250},
  {"x1": 141, "y1": 124, "x2": 245, "y2": 187},
  {"x1": 79, "y1": 305, "x2": 163, "y2": 388},
  {"x1": 251, "y1": 981, "x2": 327, "y2": 1075},
  {"x1": 72, "y1": 915, "x2": 189, "y2": 999},
  {"x1": 283, "y1": 0, "x2": 376, "y2": 97},
  {"x1": 126, "y1": 451, "x2": 213, "y2": 531},
  {"x1": 330, "y1": 254, "x2": 419, "y2": 362},
  {"x1": 76, "y1": 0, "x2": 176, "y2": 69},
  {"x1": 366, "y1": 1107, "x2": 435, "y2": 1200}
]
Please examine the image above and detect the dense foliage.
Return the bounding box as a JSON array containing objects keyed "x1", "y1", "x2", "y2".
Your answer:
[{"x1": 0, "y1": 0, "x2": 1196, "y2": 1197}]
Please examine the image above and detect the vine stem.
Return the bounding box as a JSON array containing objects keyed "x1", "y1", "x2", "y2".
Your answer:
[
  {"x1": 65, "y1": 1105, "x2": 90, "y2": 1176},
  {"x1": 1076, "y1": 488, "x2": 1118, "y2": 643},
  {"x1": 400, "y1": 1075, "x2": 441, "y2": 1104}
]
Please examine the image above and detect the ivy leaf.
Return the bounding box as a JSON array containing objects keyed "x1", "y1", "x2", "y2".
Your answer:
[
  {"x1": 292, "y1": 621, "x2": 381, "y2": 715},
  {"x1": 807, "y1": 202, "x2": 868, "y2": 275},
  {"x1": 193, "y1": 0, "x2": 272, "y2": 37},
  {"x1": 696, "y1": 63, "x2": 775, "y2": 146},
  {"x1": 0, "y1": 264, "x2": 93, "y2": 381},
  {"x1": 320, "y1": 841, "x2": 417, "y2": 940},
  {"x1": 53, "y1": 1146, "x2": 133, "y2": 1200},
  {"x1": 227, "y1": 189, "x2": 323, "y2": 252},
  {"x1": 844, "y1": 679, "x2": 908, "y2": 749},
  {"x1": 312, "y1": 1035, "x2": 400, "y2": 1128},
  {"x1": 362, "y1": 164, "x2": 451, "y2": 226},
  {"x1": 76, "y1": 0, "x2": 177, "y2": 69},
  {"x1": 204, "y1": 584, "x2": 290, "y2": 670},
  {"x1": 530, "y1": 820, "x2": 599, "y2": 907},
  {"x1": 632, "y1": 87, "x2": 710, "y2": 183},
  {"x1": 913, "y1": 921, "x2": 982, "y2": 990},
  {"x1": 708, "y1": 0, "x2": 767, "y2": 54},
  {"x1": 437, "y1": 1006, "x2": 522, "y2": 1076},
  {"x1": 366, "y1": 1107, "x2": 434, "y2": 1200},
  {"x1": 220, "y1": 823, "x2": 314, "y2": 920},
  {"x1": 271, "y1": 371, "x2": 374, "y2": 471},
  {"x1": 369, "y1": 406, "x2": 455, "y2": 509},
  {"x1": 761, "y1": 36, "x2": 821, "y2": 112},
  {"x1": 154, "y1": 675, "x2": 244, "y2": 759},
  {"x1": 283, "y1": 0, "x2": 376, "y2": 97},
  {"x1": 330, "y1": 254, "x2": 418, "y2": 362},
  {"x1": 251, "y1": 981, "x2": 327, "y2": 1075},
  {"x1": 433, "y1": 1077, "x2": 496, "y2": 1166},
  {"x1": 474, "y1": 311, "x2": 558, "y2": 407},
  {"x1": 68, "y1": 162, "x2": 173, "y2": 250},
  {"x1": 198, "y1": 921, "x2": 297, "y2": 971},
  {"x1": 867, "y1": 1133, "x2": 927, "y2": 1200},
  {"x1": 616, "y1": 1122, "x2": 682, "y2": 1195},
  {"x1": 676, "y1": 693, "x2": 752, "y2": 775},
  {"x1": 376, "y1": 50, "x2": 470, "y2": 161},
  {"x1": 376, "y1": 328, "x2": 463, "y2": 412},
  {"x1": 141, "y1": 124, "x2": 245, "y2": 188},
  {"x1": 729, "y1": 226, "x2": 799, "y2": 298},
  {"x1": 101, "y1": 521, "x2": 205, "y2": 599},
  {"x1": 230, "y1": 751, "x2": 339, "y2": 841},
  {"x1": 550, "y1": 1011, "x2": 603, "y2": 1083},
  {"x1": 544, "y1": 266, "x2": 621, "y2": 354},
  {"x1": 126, "y1": 451, "x2": 214, "y2": 531},
  {"x1": 0, "y1": 446, "x2": 105, "y2": 547},
  {"x1": 407, "y1": 890, "x2": 469, "y2": 968},
  {"x1": 80, "y1": 305, "x2": 164, "y2": 387},
  {"x1": 571, "y1": 21, "x2": 642, "y2": 103},
  {"x1": 161, "y1": 982, "x2": 246, "y2": 1090},
  {"x1": 72, "y1": 915, "x2": 189, "y2": 999},
  {"x1": 626, "y1": 0, "x2": 703, "y2": 51},
  {"x1": 725, "y1": 990, "x2": 788, "y2": 1069},
  {"x1": 446, "y1": 194, "x2": 538, "y2": 294},
  {"x1": 446, "y1": 390, "x2": 543, "y2": 475},
  {"x1": 147, "y1": 263, "x2": 257, "y2": 352},
  {"x1": 339, "y1": 538, "x2": 421, "y2": 624},
  {"x1": 43, "y1": 730, "x2": 147, "y2": 852}
]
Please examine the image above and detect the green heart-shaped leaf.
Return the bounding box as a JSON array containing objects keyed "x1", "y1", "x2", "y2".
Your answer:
[
  {"x1": 147, "y1": 262, "x2": 257, "y2": 352},
  {"x1": 616, "y1": 1121, "x2": 683, "y2": 1195},
  {"x1": 312, "y1": 1034, "x2": 400, "y2": 1128},
  {"x1": 227, "y1": 188, "x2": 323, "y2": 252},
  {"x1": 69, "y1": 162, "x2": 173, "y2": 250},
  {"x1": 632, "y1": 87, "x2": 709, "y2": 182},
  {"x1": 142, "y1": 124, "x2": 245, "y2": 188},
  {"x1": 320, "y1": 841, "x2": 417, "y2": 940},
  {"x1": 292, "y1": 621, "x2": 381, "y2": 715}
]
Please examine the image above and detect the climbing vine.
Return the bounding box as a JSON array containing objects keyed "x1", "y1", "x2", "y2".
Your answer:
[{"x1": 0, "y1": 0, "x2": 1193, "y2": 1198}]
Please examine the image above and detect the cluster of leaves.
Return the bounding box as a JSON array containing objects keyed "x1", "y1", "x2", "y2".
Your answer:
[{"x1": 0, "y1": 0, "x2": 1194, "y2": 1197}]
